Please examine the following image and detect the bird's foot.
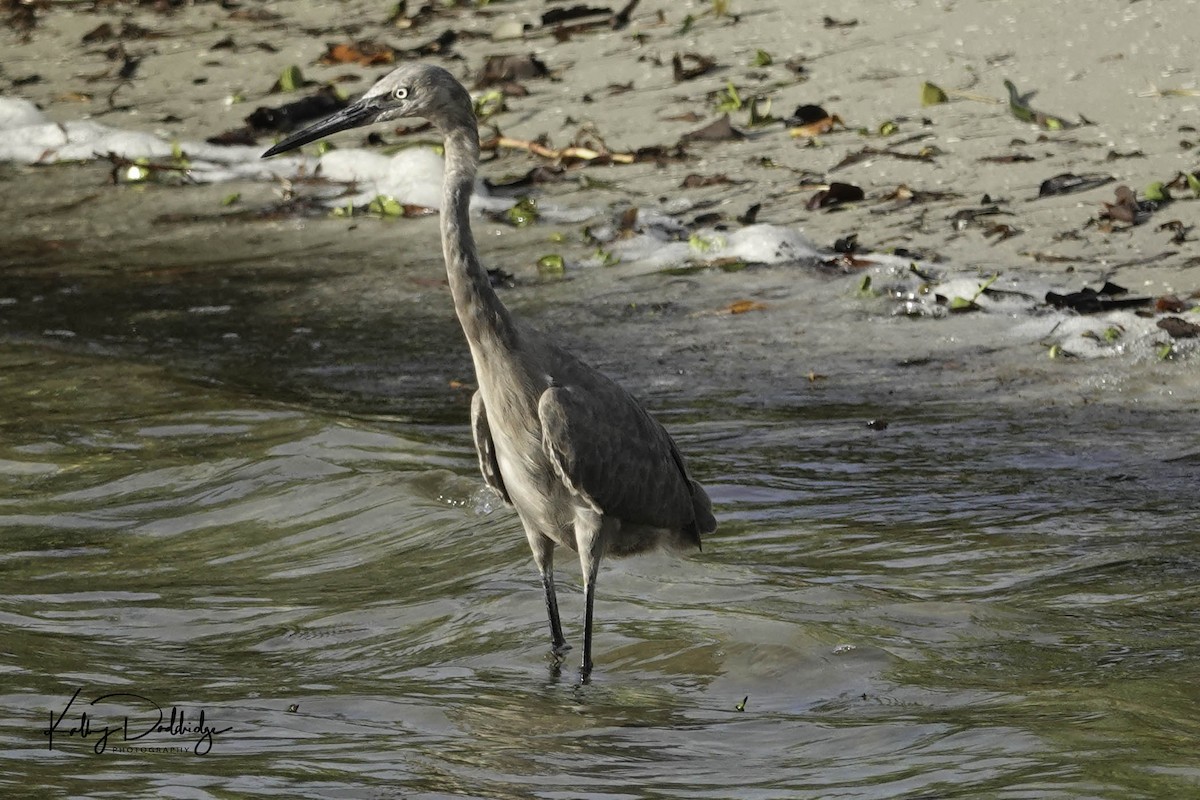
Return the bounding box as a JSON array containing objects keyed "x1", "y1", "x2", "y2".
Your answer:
[
  {"x1": 578, "y1": 660, "x2": 593, "y2": 686},
  {"x1": 550, "y1": 641, "x2": 572, "y2": 659}
]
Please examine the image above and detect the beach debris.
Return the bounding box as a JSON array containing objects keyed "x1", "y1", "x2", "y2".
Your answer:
[
  {"x1": 921, "y1": 82, "x2": 949, "y2": 106},
  {"x1": 1044, "y1": 282, "x2": 1152, "y2": 314},
  {"x1": 244, "y1": 86, "x2": 348, "y2": 134},
  {"x1": 536, "y1": 253, "x2": 566, "y2": 278},
  {"x1": 476, "y1": 54, "x2": 549, "y2": 89},
  {"x1": 542, "y1": 5, "x2": 612, "y2": 25},
  {"x1": 270, "y1": 65, "x2": 313, "y2": 93},
  {"x1": 1157, "y1": 317, "x2": 1200, "y2": 339},
  {"x1": 480, "y1": 134, "x2": 640, "y2": 165},
  {"x1": 681, "y1": 114, "x2": 745, "y2": 142},
  {"x1": 807, "y1": 182, "x2": 864, "y2": 210},
  {"x1": 788, "y1": 105, "x2": 846, "y2": 138},
  {"x1": 941, "y1": 273, "x2": 999, "y2": 313},
  {"x1": 1157, "y1": 220, "x2": 1190, "y2": 244},
  {"x1": 1004, "y1": 79, "x2": 1082, "y2": 130},
  {"x1": 725, "y1": 300, "x2": 768, "y2": 314},
  {"x1": 319, "y1": 40, "x2": 399, "y2": 66},
  {"x1": 978, "y1": 152, "x2": 1036, "y2": 164},
  {"x1": 1099, "y1": 184, "x2": 1150, "y2": 226},
  {"x1": 1037, "y1": 172, "x2": 1115, "y2": 198},
  {"x1": 672, "y1": 52, "x2": 717, "y2": 82},
  {"x1": 823, "y1": 15, "x2": 858, "y2": 28}
]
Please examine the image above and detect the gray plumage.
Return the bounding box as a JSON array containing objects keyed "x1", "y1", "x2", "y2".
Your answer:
[{"x1": 264, "y1": 63, "x2": 716, "y2": 679}]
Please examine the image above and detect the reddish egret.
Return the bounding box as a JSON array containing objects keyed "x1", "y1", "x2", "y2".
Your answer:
[{"x1": 263, "y1": 64, "x2": 716, "y2": 679}]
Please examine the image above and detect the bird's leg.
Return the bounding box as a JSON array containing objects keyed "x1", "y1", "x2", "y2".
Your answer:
[
  {"x1": 574, "y1": 510, "x2": 615, "y2": 683},
  {"x1": 528, "y1": 532, "x2": 568, "y2": 656},
  {"x1": 580, "y1": 553, "x2": 600, "y2": 682},
  {"x1": 540, "y1": 569, "x2": 568, "y2": 657}
]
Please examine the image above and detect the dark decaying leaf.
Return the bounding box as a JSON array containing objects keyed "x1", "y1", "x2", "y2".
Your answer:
[
  {"x1": 737, "y1": 203, "x2": 761, "y2": 225},
  {"x1": 484, "y1": 166, "x2": 568, "y2": 193},
  {"x1": 476, "y1": 54, "x2": 549, "y2": 88},
  {"x1": 610, "y1": 0, "x2": 640, "y2": 29},
  {"x1": 81, "y1": 22, "x2": 115, "y2": 43},
  {"x1": 206, "y1": 127, "x2": 259, "y2": 146},
  {"x1": 244, "y1": 86, "x2": 349, "y2": 134},
  {"x1": 672, "y1": 52, "x2": 716, "y2": 82},
  {"x1": 542, "y1": 5, "x2": 611, "y2": 25},
  {"x1": 154, "y1": 197, "x2": 330, "y2": 224},
  {"x1": 823, "y1": 15, "x2": 858, "y2": 28},
  {"x1": 1100, "y1": 184, "x2": 1145, "y2": 225},
  {"x1": 405, "y1": 29, "x2": 457, "y2": 57},
  {"x1": 1044, "y1": 282, "x2": 1152, "y2": 314},
  {"x1": 1157, "y1": 316, "x2": 1200, "y2": 339},
  {"x1": 978, "y1": 153, "x2": 1036, "y2": 164},
  {"x1": 807, "y1": 182, "x2": 865, "y2": 210},
  {"x1": 949, "y1": 205, "x2": 1009, "y2": 230},
  {"x1": 1037, "y1": 172, "x2": 1115, "y2": 198},
  {"x1": 681, "y1": 173, "x2": 746, "y2": 188},
  {"x1": 228, "y1": 8, "x2": 282, "y2": 22},
  {"x1": 681, "y1": 114, "x2": 745, "y2": 143},
  {"x1": 789, "y1": 104, "x2": 832, "y2": 126}
]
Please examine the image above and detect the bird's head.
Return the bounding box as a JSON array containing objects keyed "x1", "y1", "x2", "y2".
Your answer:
[{"x1": 261, "y1": 63, "x2": 474, "y2": 158}]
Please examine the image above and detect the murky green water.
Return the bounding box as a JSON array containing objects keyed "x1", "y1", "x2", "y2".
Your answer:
[
  {"x1": 1, "y1": 159, "x2": 1198, "y2": 798},
  {"x1": 3, "y1": 334, "x2": 1198, "y2": 798}
]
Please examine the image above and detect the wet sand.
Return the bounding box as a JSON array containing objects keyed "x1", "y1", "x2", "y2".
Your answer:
[{"x1": 3, "y1": 0, "x2": 1199, "y2": 412}]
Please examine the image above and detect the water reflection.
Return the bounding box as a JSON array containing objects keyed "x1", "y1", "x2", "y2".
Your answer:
[{"x1": 2, "y1": 343, "x2": 1198, "y2": 798}]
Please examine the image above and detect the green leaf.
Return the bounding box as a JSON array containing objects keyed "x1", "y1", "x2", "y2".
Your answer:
[
  {"x1": 594, "y1": 247, "x2": 619, "y2": 266},
  {"x1": 751, "y1": 49, "x2": 772, "y2": 67},
  {"x1": 1004, "y1": 79, "x2": 1037, "y2": 124},
  {"x1": 473, "y1": 89, "x2": 505, "y2": 121},
  {"x1": 1144, "y1": 181, "x2": 1171, "y2": 202},
  {"x1": 367, "y1": 195, "x2": 404, "y2": 217},
  {"x1": 678, "y1": 14, "x2": 694, "y2": 34},
  {"x1": 221, "y1": 192, "x2": 241, "y2": 207},
  {"x1": 1102, "y1": 325, "x2": 1123, "y2": 343},
  {"x1": 278, "y1": 65, "x2": 305, "y2": 93},
  {"x1": 506, "y1": 197, "x2": 539, "y2": 227},
  {"x1": 1187, "y1": 172, "x2": 1200, "y2": 198},
  {"x1": 920, "y1": 81, "x2": 949, "y2": 106},
  {"x1": 735, "y1": 695, "x2": 748, "y2": 712},
  {"x1": 536, "y1": 254, "x2": 565, "y2": 277},
  {"x1": 1157, "y1": 342, "x2": 1174, "y2": 360},
  {"x1": 715, "y1": 81, "x2": 742, "y2": 112},
  {"x1": 688, "y1": 232, "x2": 724, "y2": 253},
  {"x1": 747, "y1": 96, "x2": 775, "y2": 126},
  {"x1": 315, "y1": 141, "x2": 334, "y2": 156},
  {"x1": 878, "y1": 119, "x2": 898, "y2": 137}
]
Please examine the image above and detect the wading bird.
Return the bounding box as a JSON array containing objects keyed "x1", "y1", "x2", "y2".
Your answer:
[{"x1": 263, "y1": 64, "x2": 716, "y2": 679}]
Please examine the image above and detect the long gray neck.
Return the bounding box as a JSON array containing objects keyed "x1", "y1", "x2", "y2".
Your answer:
[{"x1": 439, "y1": 122, "x2": 517, "y2": 352}]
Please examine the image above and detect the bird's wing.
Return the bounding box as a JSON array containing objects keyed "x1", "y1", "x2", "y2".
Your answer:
[
  {"x1": 471, "y1": 390, "x2": 511, "y2": 504},
  {"x1": 538, "y1": 382, "x2": 710, "y2": 540}
]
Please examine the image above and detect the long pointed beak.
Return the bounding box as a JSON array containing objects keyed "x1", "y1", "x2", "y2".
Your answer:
[{"x1": 260, "y1": 98, "x2": 380, "y2": 158}]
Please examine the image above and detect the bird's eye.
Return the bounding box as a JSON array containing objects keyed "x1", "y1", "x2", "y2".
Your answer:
[{"x1": 393, "y1": 87, "x2": 409, "y2": 101}]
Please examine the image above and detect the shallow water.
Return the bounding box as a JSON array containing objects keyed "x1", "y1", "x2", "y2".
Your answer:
[{"x1": 2, "y1": 324, "x2": 1198, "y2": 798}]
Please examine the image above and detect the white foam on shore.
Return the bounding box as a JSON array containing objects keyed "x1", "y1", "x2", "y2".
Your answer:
[{"x1": 1, "y1": 97, "x2": 1195, "y2": 362}]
